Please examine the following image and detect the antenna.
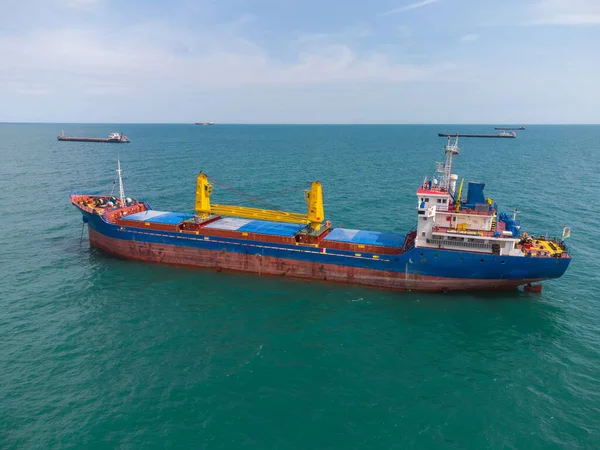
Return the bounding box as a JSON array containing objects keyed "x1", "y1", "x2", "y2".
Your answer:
[
  {"x1": 117, "y1": 157, "x2": 126, "y2": 206},
  {"x1": 435, "y1": 135, "x2": 460, "y2": 194}
]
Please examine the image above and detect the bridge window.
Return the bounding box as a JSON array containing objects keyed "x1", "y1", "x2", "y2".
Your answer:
[
  {"x1": 425, "y1": 198, "x2": 429, "y2": 202},
  {"x1": 443, "y1": 199, "x2": 447, "y2": 203}
]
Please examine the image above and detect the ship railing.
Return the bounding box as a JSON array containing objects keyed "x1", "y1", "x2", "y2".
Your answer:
[
  {"x1": 70, "y1": 190, "x2": 104, "y2": 196},
  {"x1": 426, "y1": 238, "x2": 493, "y2": 251},
  {"x1": 419, "y1": 186, "x2": 449, "y2": 193},
  {"x1": 446, "y1": 207, "x2": 494, "y2": 216},
  {"x1": 403, "y1": 235, "x2": 416, "y2": 251},
  {"x1": 432, "y1": 226, "x2": 497, "y2": 238}
]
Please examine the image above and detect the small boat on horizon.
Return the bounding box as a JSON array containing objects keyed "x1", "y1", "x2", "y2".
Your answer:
[
  {"x1": 57, "y1": 131, "x2": 130, "y2": 143},
  {"x1": 494, "y1": 126, "x2": 525, "y2": 130},
  {"x1": 195, "y1": 122, "x2": 214, "y2": 126}
]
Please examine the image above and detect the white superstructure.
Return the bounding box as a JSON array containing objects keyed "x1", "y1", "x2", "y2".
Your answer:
[{"x1": 414, "y1": 137, "x2": 523, "y2": 256}]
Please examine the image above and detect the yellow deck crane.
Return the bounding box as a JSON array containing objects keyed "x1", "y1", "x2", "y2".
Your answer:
[
  {"x1": 195, "y1": 173, "x2": 325, "y2": 231},
  {"x1": 454, "y1": 178, "x2": 465, "y2": 211}
]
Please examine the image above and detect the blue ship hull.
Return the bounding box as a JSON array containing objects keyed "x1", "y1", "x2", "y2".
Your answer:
[{"x1": 79, "y1": 208, "x2": 571, "y2": 292}]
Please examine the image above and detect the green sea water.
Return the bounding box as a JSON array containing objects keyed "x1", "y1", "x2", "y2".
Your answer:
[{"x1": 1, "y1": 124, "x2": 599, "y2": 449}]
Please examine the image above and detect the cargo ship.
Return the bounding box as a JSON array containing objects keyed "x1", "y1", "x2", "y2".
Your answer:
[
  {"x1": 70, "y1": 137, "x2": 571, "y2": 292},
  {"x1": 438, "y1": 132, "x2": 516, "y2": 138},
  {"x1": 495, "y1": 126, "x2": 525, "y2": 130},
  {"x1": 58, "y1": 131, "x2": 130, "y2": 143},
  {"x1": 195, "y1": 122, "x2": 214, "y2": 126}
]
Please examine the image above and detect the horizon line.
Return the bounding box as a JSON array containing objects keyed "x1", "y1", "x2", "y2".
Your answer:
[{"x1": 2, "y1": 122, "x2": 600, "y2": 126}]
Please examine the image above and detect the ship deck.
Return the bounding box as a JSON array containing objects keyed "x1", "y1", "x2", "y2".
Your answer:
[
  {"x1": 201, "y1": 217, "x2": 305, "y2": 237},
  {"x1": 71, "y1": 194, "x2": 147, "y2": 217},
  {"x1": 518, "y1": 237, "x2": 569, "y2": 258},
  {"x1": 123, "y1": 210, "x2": 195, "y2": 225},
  {"x1": 71, "y1": 194, "x2": 411, "y2": 256},
  {"x1": 119, "y1": 209, "x2": 315, "y2": 242},
  {"x1": 428, "y1": 223, "x2": 568, "y2": 258},
  {"x1": 72, "y1": 194, "x2": 569, "y2": 271},
  {"x1": 323, "y1": 228, "x2": 404, "y2": 248}
]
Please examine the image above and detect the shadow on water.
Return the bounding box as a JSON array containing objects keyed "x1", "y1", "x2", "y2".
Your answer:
[
  {"x1": 84, "y1": 244, "x2": 559, "y2": 297},
  {"x1": 81, "y1": 245, "x2": 567, "y2": 341}
]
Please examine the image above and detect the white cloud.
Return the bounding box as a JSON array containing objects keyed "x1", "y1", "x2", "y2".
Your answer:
[
  {"x1": 61, "y1": 0, "x2": 102, "y2": 8},
  {"x1": 523, "y1": 0, "x2": 600, "y2": 25},
  {"x1": 379, "y1": 0, "x2": 440, "y2": 17},
  {"x1": 0, "y1": 23, "x2": 457, "y2": 98},
  {"x1": 294, "y1": 25, "x2": 372, "y2": 44},
  {"x1": 460, "y1": 33, "x2": 479, "y2": 41},
  {"x1": 524, "y1": 14, "x2": 600, "y2": 25},
  {"x1": 14, "y1": 87, "x2": 52, "y2": 96}
]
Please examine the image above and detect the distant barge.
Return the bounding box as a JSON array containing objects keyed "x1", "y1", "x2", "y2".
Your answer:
[
  {"x1": 438, "y1": 132, "x2": 516, "y2": 139},
  {"x1": 195, "y1": 122, "x2": 214, "y2": 126},
  {"x1": 58, "y1": 132, "x2": 130, "y2": 143},
  {"x1": 495, "y1": 126, "x2": 525, "y2": 130}
]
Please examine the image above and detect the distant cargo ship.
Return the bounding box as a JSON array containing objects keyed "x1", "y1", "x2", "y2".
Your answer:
[
  {"x1": 58, "y1": 131, "x2": 130, "y2": 143},
  {"x1": 195, "y1": 122, "x2": 214, "y2": 126},
  {"x1": 495, "y1": 126, "x2": 525, "y2": 130},
  {"x1": 70, "y1": 137, "x2": 571, "y2": 293},
  {"x1": 438, "y1": 131, "x2": 516, "y2": 139}
]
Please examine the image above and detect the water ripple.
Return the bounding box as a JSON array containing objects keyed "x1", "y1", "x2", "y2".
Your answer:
[{"x1": 1, "y1": 124, "x2": 599, "y2": 449}]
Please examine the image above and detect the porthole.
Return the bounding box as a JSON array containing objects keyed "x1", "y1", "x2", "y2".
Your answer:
[
  {"x1": 480, "y1": 259, "x2": 484, "y2": 263},
  {"x1": 501, "y1": 261, "x2": 505, "y2": 264}
]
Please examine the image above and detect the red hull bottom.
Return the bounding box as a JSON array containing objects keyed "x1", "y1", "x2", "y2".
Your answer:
[{"x1": 88, "y1": 229, "x2": 541, "y2": 292}]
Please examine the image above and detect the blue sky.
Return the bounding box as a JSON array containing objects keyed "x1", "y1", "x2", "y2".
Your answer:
[{"x1": 1, "y1": 0, "x2": 600, "y2": 123}]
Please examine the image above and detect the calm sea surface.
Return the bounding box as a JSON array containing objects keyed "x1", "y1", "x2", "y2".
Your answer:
[{"x1": 1, "y1": 124, "x2": 599, "y2": 449}]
